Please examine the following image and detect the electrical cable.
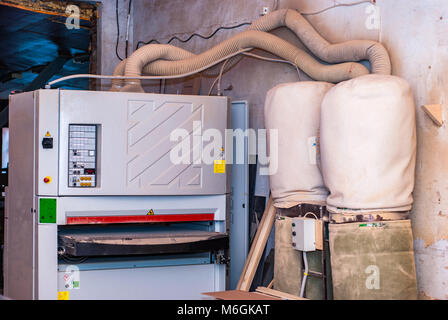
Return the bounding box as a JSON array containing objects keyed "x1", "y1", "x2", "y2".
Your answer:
[
  {"x1": 299, "y1": 211, "x2": 320, "y2": 298},
  {"x1": 135, "y1": 22, "x2": 252, "y2": 50},
  {"x1": 217, "y1": 58, "x2": 230, "y2": 95},
  {"x1": 125, "y1": 0, "x2": 133, "y2": 58},
  {"x1": 134, "y1": 1, "x2": 373, "y2": 51},
  {"x1": 208, "y1": 51, "x2": 302, "y2": 96},
  {"x1": 115, "y1": 0, "x2": 123, "y2": 61},
  {"x1": 242, "y1": 52, "x2": 301, "y2": 79},
  {"x1": 304, "y1": 212, "x2": 318, "y2": 220},
  {"x1": 208, "y1": 59, "x2": 228, "y2": 96},
  {"x1": 301, "y1": 0, "x2": 374, "y2": 16},
  {"x1": 207, "y1": 76, "x2": 220, "y2": 96}
]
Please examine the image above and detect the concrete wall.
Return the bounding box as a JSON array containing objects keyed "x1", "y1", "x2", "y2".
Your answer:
[
  {"x1": 89, "y1": 0, "x2": 133, "y2": 90},
  {"x1": 128, "y1": 0, "x2": 448, "y2": 299}
]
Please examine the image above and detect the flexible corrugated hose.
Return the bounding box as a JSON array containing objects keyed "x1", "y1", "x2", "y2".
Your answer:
[{"x1": 113, "y1": 9, "x2": 390, "y2": 92}]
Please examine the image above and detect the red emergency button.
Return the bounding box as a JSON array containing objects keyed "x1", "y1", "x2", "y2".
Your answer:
[{"x1": 43, "y1": 176, "x2": 51, "y2": 184}]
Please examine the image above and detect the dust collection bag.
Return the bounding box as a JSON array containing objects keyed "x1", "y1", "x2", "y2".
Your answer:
[
  {"x1": 320, "y1": 74, "x2": 417, "y2": 213},
  {"x1": 273, "y1": 217, "x2": 303, "y2": 295},
  {"x1": 329, "y1": 220, "x2": 418, "y2": 300},
  {"x1": 265, "y1": 81, "x2": 334, "y2": 208}
]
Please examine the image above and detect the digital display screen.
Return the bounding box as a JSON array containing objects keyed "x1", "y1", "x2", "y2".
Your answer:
[{"x1": 84, "y1": 169, "x2": 96, "y2": 175}]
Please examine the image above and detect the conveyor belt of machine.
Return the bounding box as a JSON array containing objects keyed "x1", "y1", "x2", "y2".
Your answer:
[{"x1": 58, "y1": 226, "x2": 229, "y2": 257}]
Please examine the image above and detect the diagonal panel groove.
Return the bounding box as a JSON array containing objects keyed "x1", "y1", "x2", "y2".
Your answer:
[{"x1": 127, "y1": 105, "x2": 203, "y2": 182}]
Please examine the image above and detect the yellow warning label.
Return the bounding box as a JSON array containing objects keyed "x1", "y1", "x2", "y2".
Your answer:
[
  {"x1": 147, "y1": 209, "x2": 154, "y2": 215},
  {"x1": 214, "y1": 160, "x2": 225, "y2": 174},
  {"x1": 57, "y1": 291, "x2": 69, "y2": 300}
]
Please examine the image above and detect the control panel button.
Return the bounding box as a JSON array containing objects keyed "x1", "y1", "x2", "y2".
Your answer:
[
  {"x1": 42, "y1": 137, "x2": 53, "y2": 149},
  {"x1": 43, "y1": 176, "x2": 51, "y2": 184}
]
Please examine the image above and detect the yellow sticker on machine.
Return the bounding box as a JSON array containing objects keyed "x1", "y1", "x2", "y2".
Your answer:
[
  {"x1": 214, "y1": 160, "x2": 225, "y2": 173},
  {"x1": 57, "y1": 291, "x2": 69, "y2": 300}
]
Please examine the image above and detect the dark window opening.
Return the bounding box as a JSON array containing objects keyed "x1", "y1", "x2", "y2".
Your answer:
[{"x1": 0, "y1": 0, "x2": 98, "y2": 293}]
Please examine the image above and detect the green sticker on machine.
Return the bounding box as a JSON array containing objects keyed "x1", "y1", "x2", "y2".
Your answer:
[{"x1": 39, "y1": 198, "x2": 56, "y2": 223}]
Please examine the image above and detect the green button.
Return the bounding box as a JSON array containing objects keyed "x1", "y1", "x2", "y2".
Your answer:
[{"x1": 39, "y1": 198, "x2": 56, "y2": 223}]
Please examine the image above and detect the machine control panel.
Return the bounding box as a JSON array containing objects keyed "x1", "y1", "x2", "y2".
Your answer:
[{"x1": 68, "y1": 124, "x2": 98, "y2": 188}]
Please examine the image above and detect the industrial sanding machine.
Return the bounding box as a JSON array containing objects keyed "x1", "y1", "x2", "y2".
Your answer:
[{"x1": 4, "y1": 89, "x2": 230, "y2": 300}]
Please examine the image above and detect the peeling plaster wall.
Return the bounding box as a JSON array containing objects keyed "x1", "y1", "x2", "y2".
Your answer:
[{"x1": 131, "y1": 0, "x2": 448, "y2": 299}]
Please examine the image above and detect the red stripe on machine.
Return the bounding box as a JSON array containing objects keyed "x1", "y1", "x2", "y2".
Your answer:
[{"x1": 66, "y1": 213, "x2": 215, "y2": 225}]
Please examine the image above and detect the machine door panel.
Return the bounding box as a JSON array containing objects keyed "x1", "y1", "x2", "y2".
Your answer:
[
  {"x1": 58, "y1": 90, "x2": 228, "y2": 196},
  {"x1": 57, "y1": 263, "x2": 218, "y2": 300}
]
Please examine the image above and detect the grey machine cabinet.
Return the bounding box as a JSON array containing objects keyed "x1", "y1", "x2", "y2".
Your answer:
[{"x1": 5, "y1": 89, "x2": 231, "y2": 300}]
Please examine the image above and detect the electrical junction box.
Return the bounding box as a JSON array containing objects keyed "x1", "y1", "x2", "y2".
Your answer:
[{"x1": 291, "y1": 217, "x2": 316, "y2": 252}]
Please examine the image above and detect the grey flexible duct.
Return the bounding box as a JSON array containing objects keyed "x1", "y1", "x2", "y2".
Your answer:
[
  {"x1": 111, "y1": 46, "x2": 195, "y2": 91},
  {"x1": 246, "y1": 9, "x2": 390, "y2": 74},
  {"x1": 142, "y1": 9, "x2": 390, "y2": 76},
  {"x1": 120, "y1": 30, "x2": 368, "y2": 92},
  {"x1": 272, "y1": 9, "x2": 390, "y2": 74},
  {"x1": 114, "y1": 9, "x2": 390, "y2": 92}
]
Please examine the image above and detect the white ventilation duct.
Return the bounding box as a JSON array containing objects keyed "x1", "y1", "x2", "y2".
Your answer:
[
  {"x1": 119, "y1": 30, "x2": 368, "y2": 92},
  {"x1": 249, "y1": 9, "x2": 390, "y2": 75},
  {"x1": 320, "y1": 74, "x2": 417, "y2": 213},
  {"x1": 113, "y1": 9, "x2": 390, "y2": 92},
  {"x1": 265, "y1": 81, "x2": 334, "y2": 208},
  {"x1": 111, "y1": 46, "x2": 195, "y2": 92}
]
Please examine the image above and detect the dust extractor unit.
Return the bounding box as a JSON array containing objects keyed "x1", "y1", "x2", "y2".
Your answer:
[{"x1": 5, "y1": 6, "x2": 419, "y2": 300}]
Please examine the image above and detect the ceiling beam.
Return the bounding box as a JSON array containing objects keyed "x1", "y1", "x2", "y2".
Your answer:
[
  {"x1": 0, "y1": 55, "x2": 71, "y2": 127},
  {"x1": 24, "y1": 55, "x2": 70, "y2": 91},
  {"x1": 0, "y1": 0, "x2": 97, "y2": 21}
]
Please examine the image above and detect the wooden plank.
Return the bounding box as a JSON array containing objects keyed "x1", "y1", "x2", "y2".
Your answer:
[
  {"x1": 202, "y1": 290, "x2": 280, "y2": 300},
  {"x1": 315, "y1": 220, "x2": 323, "y2": 251},
  {"x1": 255, "y1": 287, "x2": 308, "y2": 300},
  {"x1": 237, "y1": 197, "x2": 276, "y2": 291},
  {"x1": 236, "y1": 196, "x2": 272, "y2": 290},
  {"x1": 422, "y1": 104, "x2": 443, "y2": 126},
  {"x1": 236, "y1": 197, "x2": 273, "y2": 290}
]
